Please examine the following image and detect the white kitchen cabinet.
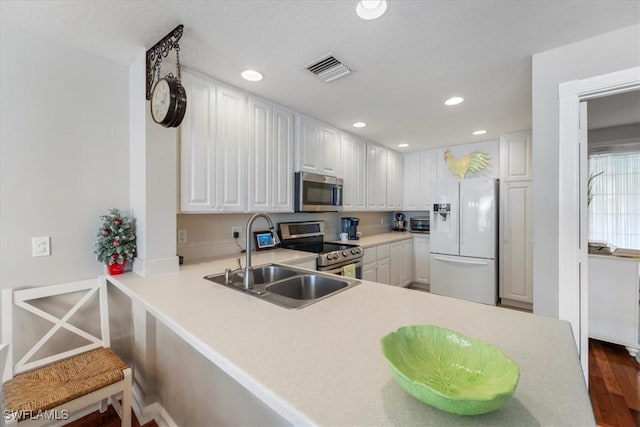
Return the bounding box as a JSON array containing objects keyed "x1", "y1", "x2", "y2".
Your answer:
[
  {"x1": 179, "y1": 72, "x2": 215, "y2": 212},
  {"x1": 499, "y1": 180, "x2": 533, "y2": 307},
  {"x1": 340, "y1": 132, "x2": 367, "y2": 211},
  {"x1": 391, "y1": 239, "x2": 413, "y2": 286},
  {"x1": 215, "y1": 85, "x2": 246, "y2": 211},
  {"x1": 377, "y1": 257, "x2": 390, "y2": 285},
  {"x1": 363, "y1": 261, "x2": 377, "y2": 282},
  {"x1": 386, "y1": 150, "x2": 403, "y2": 211},
  {"x1": 295, "y1": 115, "x2": 340, "y2": 176},
  {"x1": 500, "y1": 130, "x2": 532, "y2": 181},
  {"x1": 366, "y1": 143, "x2": 388, "y2": 211},
  {"x1": 588, "y1": 255, "x2": 639, "y2": 357},
  {"x1": 247, "y1": 97, "x2": 294, "y2": 212},
  {"x1": 412, "y1": 234, "x2": 430, "y2": 284},
  {"x1": 362, "y1": 243, "x2": 392, "y2": 284},
  {"x1": 180, "y1": 74, "x2": 246, "y2": 212},
  {"x1": 403, "y1": 150, "x2": 437, "y2": 211}
]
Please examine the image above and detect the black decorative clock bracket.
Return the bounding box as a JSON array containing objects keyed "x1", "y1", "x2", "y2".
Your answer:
[{"x1": 146, "y1": 25, "x2": 184, "y2": 100}]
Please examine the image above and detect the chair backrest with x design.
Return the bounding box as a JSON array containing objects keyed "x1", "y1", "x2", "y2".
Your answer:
[{"x1": 2, "y1": 279, "x2": 110, "y2": 381}]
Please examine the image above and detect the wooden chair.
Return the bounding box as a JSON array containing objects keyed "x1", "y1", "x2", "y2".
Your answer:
[{"x1": 2, "y1": 278, "x2": 132, "y2": 426}]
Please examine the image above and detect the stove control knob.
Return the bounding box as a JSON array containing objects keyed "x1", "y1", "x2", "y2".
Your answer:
[
  {"x1": 331, "y1": 252, "x2": 339, "y2": 260},
  {"x1": 351, "y1": 249, "x2": 359, "y2": 255},
  {"x1": 342, "y1": 251, "x2": 348, "y2": 257}
]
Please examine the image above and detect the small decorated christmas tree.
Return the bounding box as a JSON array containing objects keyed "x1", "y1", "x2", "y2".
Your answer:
[{"x1": 94, "y1": 208, "x2": 136, "y2": 266}]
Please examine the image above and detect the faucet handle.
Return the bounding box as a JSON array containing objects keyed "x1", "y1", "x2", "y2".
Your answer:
[
  {"x1": 236, "y1": 257, "x2": 242, "y2": 270},
  {"x1": 224, "y1": 268, "x2": 232, "y2": 284}
]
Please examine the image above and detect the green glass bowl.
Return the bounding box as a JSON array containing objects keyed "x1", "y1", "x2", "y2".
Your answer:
[{"x1": 380, "y1": 325, "x2": 520, "y2": 416}]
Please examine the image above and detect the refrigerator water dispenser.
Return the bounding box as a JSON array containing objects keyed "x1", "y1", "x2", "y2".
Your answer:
[{"x1": 433, "y1": 203, "x2": 451, "y2": 221}]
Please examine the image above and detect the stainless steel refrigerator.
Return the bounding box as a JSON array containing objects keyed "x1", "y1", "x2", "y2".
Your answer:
[{"x1": 429, "y1": 178, "x2": 498, "y2": 305}]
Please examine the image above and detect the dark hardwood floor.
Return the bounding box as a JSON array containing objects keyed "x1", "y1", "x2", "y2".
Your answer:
[
  {"x1": 589, "y1": 339, "x2": 640, "y2": 427},
  {"x1": 63, "y1": 405, "x2": 157, "y2": 427}
]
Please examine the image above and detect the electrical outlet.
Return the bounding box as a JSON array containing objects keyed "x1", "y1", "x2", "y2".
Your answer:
[
  {"x1": 177, "y1": 229, "x2": 188, "y2": 244},
  {"x1": 32, "y1": 236, "x2": 51, "y2": 257},
  {"x1": 231, "y1": 226, "x2": 242, "y2": 239}
]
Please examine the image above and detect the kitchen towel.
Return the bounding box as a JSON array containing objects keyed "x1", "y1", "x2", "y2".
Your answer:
[{"x1": 343, "y1": 263, "x2": 356, "y2": 278}]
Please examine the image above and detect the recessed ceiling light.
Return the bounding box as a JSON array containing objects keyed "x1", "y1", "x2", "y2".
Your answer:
[
  {"x1": 352, "y1": 121, "x2": 367, "y2": 128},
  {"x1": 398, "y1": 143, "x2": 409, "y2": 148},
  {"x1": 472, "y1": 130, "x2": 487, "y2": 135},
  {"x1": 356, "y1": 0, "x2": 388, "y2": 20},
  {"x1": 444, "y1": 96, "x2": 464, "y2": 106},
  {"x1": 241, "y1": 69, "x2": 264, "y2": 82}
]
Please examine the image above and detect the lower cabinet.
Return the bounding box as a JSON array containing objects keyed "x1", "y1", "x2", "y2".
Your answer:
[
  {"x1": 412, "y1": 234, "x2": 430, "y2": 284},
  {"x1": 499, "y1": 180, "x2": 533, "y2": 308},
  {"x1": 363, "y1": 240, "x2": 412, "y2": 286},
  {"x1": 362, "y1": 243, "x2": 390, "y2": 284},
  {"x1": 588, "y1": 255, "x2": 639, "y2": 357},
  {"x1": 390, "y1": 239, "x2": 412, "y2": 287}
]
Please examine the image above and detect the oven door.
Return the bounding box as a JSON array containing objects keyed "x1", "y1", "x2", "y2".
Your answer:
[
  {"x1": 295, "y1": 172, "x2": 343, "y2": 212},
  {"x1": 318, "y1": 259, "x2": 363, "y2": 279}
]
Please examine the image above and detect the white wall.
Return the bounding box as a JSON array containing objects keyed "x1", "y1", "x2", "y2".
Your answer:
[
  {"x1": 0, "y1": 24, "x2": 130, "y2": 290},
  {"x1": 531, "y1": 24, "x2": 640, "y2": 317}
]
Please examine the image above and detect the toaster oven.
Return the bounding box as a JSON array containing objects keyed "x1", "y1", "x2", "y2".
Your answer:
[{"x1": 410, "y1": 216, "x2": 430, "y2": 233}]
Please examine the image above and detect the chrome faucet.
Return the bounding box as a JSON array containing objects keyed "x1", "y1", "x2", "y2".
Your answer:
[{"x1": 243, "y1": 213, "x2": 280, "y2": 290}]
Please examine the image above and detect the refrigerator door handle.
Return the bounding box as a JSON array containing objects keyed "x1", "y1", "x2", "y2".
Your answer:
[{"x1": 432, "y1": 256, "x2": 489, "y2": 266}]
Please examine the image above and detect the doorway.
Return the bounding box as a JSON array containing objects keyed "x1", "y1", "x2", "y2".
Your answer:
[{"x1": 557, "y1": 66, "x2": 640, "y2": 377}]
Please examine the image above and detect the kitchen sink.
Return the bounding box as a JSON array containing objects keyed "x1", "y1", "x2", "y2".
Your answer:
[
  {"x1": 266, "y1": 275, "x2": 348, "y2": 300},
  {"x1": 204, "y1": 264, "x2": 359, "y2": 309},
  {"x1": 223, "y1": 265, "x2": 298, "y2": 286}
]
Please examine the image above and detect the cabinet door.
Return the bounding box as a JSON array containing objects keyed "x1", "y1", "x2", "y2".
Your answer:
[
  {"x1": 367, "y1": 144, "x2": 387, "y2": 210},
  {"x1": 179, "y1": 73, "x2": 215, "y2": 212},
  {"x1": 340, "y1": 132, "x2": 355, "y2": 211},
  {"x1": 386, "y1": 150, "x2": 402, "y2": 210},
  {"x1": 272, "y1": 107, "x2": 294, "y2": 212},
  {"x1": 363, "y1": 262, "x2": 377, "y2": 282},
  {"x1": 352, "y1": 137, "x2": 367, "y2": 211},
  {"x1": 389, "y1": 241, "x2": 403, "y2": 286},
  {"x1": 321, "y1": 126, "x2": 340, "y2": 176},
  {"x1": 420, "y1": 150, "x2": 437, "y2": 210},
  {"x1": 377, "y1": 257, "x2": 390, "y2": 285},
  {"x1": 296, "y1": 115, "x2": 321, "y2": 173},
  {"x1": 500, "y1": 131, "x2": 532, "y2": 181},
  {"x1": 401, "y1": 239, "x2": 413, "y2": 286},
  {"x1": 499, "y1": 181, "x2": 533, "y2": 303},
  {"x1": 247, "y1": 98, "x2": 272, "y2": 212},
  {"x1": 412, "y1": 235, "x2": 429, "y2": 284},
  {"x1": 403, "y1": 153, "x2": 421, "y2": 210},
  {"x1": 215, "y1": 86, "x2": 246, "y2": 212}
]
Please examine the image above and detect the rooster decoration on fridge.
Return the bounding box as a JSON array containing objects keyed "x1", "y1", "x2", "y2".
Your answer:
[{"x1": 444, "y1": 149, "x2": 490, "y2": 179}]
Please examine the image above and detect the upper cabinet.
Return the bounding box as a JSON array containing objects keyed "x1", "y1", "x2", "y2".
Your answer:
[
  {"x1": 247, "y1": 97, "x2": 294, "y2": 212},
  {"x1": 403, "y1": 150, "x2": 436, "y2": 211},
  {"x1": 295, "y1": 115, "x2": 340, "y2": 176},
  {"x1": 366, "y1": 143, "x2": 388, "y2": 211},
  {"x1": 386, "y1": 150, "x2": 403, "y2": 210},
  {"x1": 215, "y1": 85, "x2": 246, "y2": 212},
  {"x1": 179, "y1": 72, "x2": 215, "y2": 212},
  {"x1": 180, "y1": 73, "x2": 246, "y2": 213},
  {"x1": 340, "y1": 131, "x2": 367, "y2": 211},
  {"x1": 500, "y1": 131, "x2": 532, "y2": 181}
]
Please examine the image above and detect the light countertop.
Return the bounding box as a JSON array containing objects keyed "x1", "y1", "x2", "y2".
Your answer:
[
  {"x1": 108, "y1": 245, "x2": 594, "y2": 426},
  {"x1": 333, "y1": 231, "x2": 414, "y2": 247}
]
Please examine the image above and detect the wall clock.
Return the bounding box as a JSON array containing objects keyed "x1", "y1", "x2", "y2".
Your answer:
[{"x1": 150, "y1": 76, "x2": 187, "y2": 128}]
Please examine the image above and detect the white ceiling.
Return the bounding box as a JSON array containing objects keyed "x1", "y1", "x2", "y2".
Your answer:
[{"x1": 2, "y1": 1, "x2": 639, "y2": 152}]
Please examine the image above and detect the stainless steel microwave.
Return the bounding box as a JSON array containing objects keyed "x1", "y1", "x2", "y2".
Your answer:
[{"x1": 295, "y1": 172, "x2": 343, "y2": 212}]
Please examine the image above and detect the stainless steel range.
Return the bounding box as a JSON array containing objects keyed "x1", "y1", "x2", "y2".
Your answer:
[{"x1": 278, "y1": 221, "x2": 363, "y2": 277}]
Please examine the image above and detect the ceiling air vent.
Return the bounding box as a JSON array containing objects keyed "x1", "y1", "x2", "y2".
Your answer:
[{"x1": 305, "y1": 54, "x2": 352, "y2": 83}]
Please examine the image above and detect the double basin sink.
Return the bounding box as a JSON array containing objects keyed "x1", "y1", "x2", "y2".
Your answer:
[{"x1": 205, "y1": 264, "x2": 360, "y2": 309}]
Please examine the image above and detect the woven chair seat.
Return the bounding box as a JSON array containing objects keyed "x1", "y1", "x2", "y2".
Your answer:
[{"x1": 3, "y1": 347, "x2": 127, "y2": 421}]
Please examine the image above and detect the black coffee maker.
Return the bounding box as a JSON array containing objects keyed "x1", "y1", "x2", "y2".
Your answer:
[
  {"x1": 393, "y1": 213, "x2": 407, "y2": 231},
  {"x1": 341, "y1": 217, "x2": 360, "y2": 240}
]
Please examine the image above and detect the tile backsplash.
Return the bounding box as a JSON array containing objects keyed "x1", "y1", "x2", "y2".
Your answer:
[{"x1": 177, "y1": 211, "x2": 393, "y2": 261}]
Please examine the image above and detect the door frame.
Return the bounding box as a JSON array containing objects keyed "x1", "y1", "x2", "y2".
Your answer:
[{"x1": 557, "y1": 66, "x2": 640, "y2": 377}]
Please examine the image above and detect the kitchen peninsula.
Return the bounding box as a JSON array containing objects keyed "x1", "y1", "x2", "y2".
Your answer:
[{"x1": 107, "y1": 249, "x2": 594, "y2": 426}]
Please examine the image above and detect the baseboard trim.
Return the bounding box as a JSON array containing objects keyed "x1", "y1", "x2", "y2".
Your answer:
[{"x1": 132, "y1": 382, "x2": 177, "y2": 427}]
